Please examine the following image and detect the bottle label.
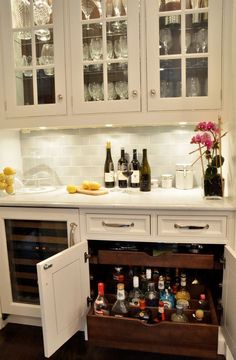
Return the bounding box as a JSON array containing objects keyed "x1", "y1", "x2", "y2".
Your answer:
[
  {"x1": 117, "y1": 170, "x2": 127, "y2": 181},
  {"x1": 131, "y1": 170, "x2": 140, "y2": 184},
  {"x1": 129, "y1": 297, "x2": 140, "y2": 307},
  {"x1": 117, "y1": 289, "x2": 125, "y2": 301},
  {"x1": 105, "y1": 171, "x2": 114, "y2": 182},
  {"x1": 158, "y1": 280, "x2": 164, "y2": 290}
]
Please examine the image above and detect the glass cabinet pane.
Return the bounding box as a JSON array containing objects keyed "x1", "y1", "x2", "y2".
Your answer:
[
  {"x1": 160, "y1": 59, "x2": 181, "y2": 97},
  {"x1": 186, "y1": 58, "x2": 208, "y2": 96},
  {"x1": 81, "y1": 0, "x2": 129, "y2": 104},
  {"x1": 11, "y1": 0, "x2": 56, "y2": 106}
]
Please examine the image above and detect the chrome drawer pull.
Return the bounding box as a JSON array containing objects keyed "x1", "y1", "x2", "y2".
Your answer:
[
  {"x1": 69, "y1": 222, "x2": 78, "y2": 247},
  {"x1": 43, "y1": 264, "x2": 52, "y2": 270},
  {"x1": 174, "y1": 224, "x2": 209, "y2": 230},
  {"x1": 102, "y1": 221, "x2": 134, "y2": 228}
]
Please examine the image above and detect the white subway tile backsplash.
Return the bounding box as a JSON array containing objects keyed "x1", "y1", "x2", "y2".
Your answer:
[{"x1": 20, "y1": 126, "x2": 201, "y2": 186}]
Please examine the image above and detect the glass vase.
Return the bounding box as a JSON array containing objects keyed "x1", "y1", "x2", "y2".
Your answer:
[{"x1": 203, "y1": 173, "x2": 224, "y2": 199}]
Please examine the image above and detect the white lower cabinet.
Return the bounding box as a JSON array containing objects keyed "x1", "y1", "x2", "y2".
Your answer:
[{"x1": 0, "y1": 207, "x2": 236, "y2": 359}]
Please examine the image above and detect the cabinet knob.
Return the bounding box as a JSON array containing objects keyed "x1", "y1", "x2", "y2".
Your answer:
[
  {"x1": 150, "y1": 89, "x2": 156, "y2": 96},
  {"x1": 132, "y1": 90, "x2": 138, "y2": 97},
  {"x1": 57, "y1": 94, "x2": 63, "y2": 101}
]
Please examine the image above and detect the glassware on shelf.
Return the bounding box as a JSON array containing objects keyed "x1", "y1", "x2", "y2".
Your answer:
[
  {"x1": 197, "y1": 28, "x2": 208, "y2": 52},
  {"x1": 160, "y1": 80, "x2": 174, "y2": 98},
  {"x1": 106, "y1": 0, "x2": 113, "y2": 17},
  {"x1": 89, "y1": 37, "x2": 103, "y2": 60},
  {"x1": 40, "y1": 43, "x2": 54, "y2": 76},
  {"x1": 13, "y1": 0, "x2": 31, "y2": 40},
  {"x1": 112, "y1": 0, "x2": 122, "y2": 16},
  {"x1": 114, "y1": 38, "x2": 121, "y2": 58},
  {"x1": 115, "y1": 80, "x2": 128, "y2": 99},
  {"x1": 81, "y1": 0, "x2": 95, "y2": 30},
  {"x1": 108, "y1": 82, "x2": 117, "y2": 100},
  {"x1": 159, "y1": 28, "x2": 172, "y2": 55},
  {"x1": 186, "y1": 76, "x2": 201, "y2": 97},
  {"x1": 22, "y1": 55, "x2": 33, "y2": 77},
  {"x1": 83, "y1": 42, "x2": 90, "y2": 60},
  {"x1": 119, "y1": 35, "x2": 128, "y2": 58},
  {"x1": 92, "y1": 0, "x2": 102, "y2": 16},
  {"x1": 107, "y1": 39, "x2": 114, "y2": 59},
  {"x1": 84, "y1": 83, "x2": 92, "y2": 101},
  {"x1": 187, "y1": 32, "x2": 201, "y2": 53},
  {"x1": 88, "y1": 82, "x2": 104, "y2": 100},
  {"x1": 190, "y1": 0, "x2": 201, "y2": 24},
  {"x1": 122, "y1": 0, "x2": 127, "y2": 15},
  {"x1": 33, "y1": 0, "x2": 52, "y2": 41}
]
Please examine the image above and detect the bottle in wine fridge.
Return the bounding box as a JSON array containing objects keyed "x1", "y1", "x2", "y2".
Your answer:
[
  {"x1": 117, "y1": 147, "x2": 128, "y2": 188},
  {"x1": 104, "y1": 141, "x2": 115, "y2": 188},
  {"x1": 130, "y1": 149, "x2": 140, "y2": 188},
  {"x1": 140, "y1": 148, "x2": 151, "y2": 191}
]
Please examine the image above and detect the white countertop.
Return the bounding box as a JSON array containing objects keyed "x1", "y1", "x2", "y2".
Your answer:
[{"x1": 0, "y1": 187, "x2": 235, "y2": 211}]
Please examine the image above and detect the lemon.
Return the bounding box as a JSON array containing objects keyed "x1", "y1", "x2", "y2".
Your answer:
[
  {"x1": 5, "y1": 175, "x2": 14, "y2": 186},
  {"x1": 0, "y1": 182, "x2": 7, "y2": 190},
  {"x1": 0, "y1": 173, "x2": 6, "y2": 182},
  {"x1": 3, "y1": 167, "x2": 16, "y2": 176},
  {"x1": 5, "y1": 185, "x2": 14, "y2": 194},
  {"x1": 66, "y1": 184, "x2": 77, "y2": 194},
  {"x1": 89, "y1": 181, "x2": 101, "y2": 190},
  {"x1": 82, "y1": 181, "x2": 90, "y2": 190}
]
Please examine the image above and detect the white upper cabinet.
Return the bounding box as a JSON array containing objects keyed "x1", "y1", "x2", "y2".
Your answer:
[
  {"x1": 0, "y1": 0, "x2": 66, "y2": 117},
  {"x1": 69, "y1": 0, "x2": 141, "y2": 114},
  {"x1": 146, "y1": 0, "x2": 222, "y2": 111}
]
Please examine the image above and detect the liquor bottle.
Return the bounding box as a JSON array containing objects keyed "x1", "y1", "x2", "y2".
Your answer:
[
  {"x1": 174, "y1": 268, "x2": 180, "y2": 289},
  {"x1": 128, "y1": 276, "x2": 143, "y2": 307},
  {"x1": 198, "y1": 293, "x2": 208, "y2": 309},
  {"x1": 111, "y1": 283, "x2": 129, "y2": 317},
  {"x1": 140, "y1": 149, "x2": 151, "y2": 192},
  {"x1": 154, "y1": 300, "x2": 165, "y2": 323},
  {"x1": 158, "y1": 275, "x2": 165, "y2": 295},
  {"x1": 112, "y1": 266, "x2": 125, "y2": 293},
  {"x1": 117, "y1": 148, "x2": 128, "y2": 188},
  {"x1": 160, "y1": 287, "x2": 175, "y2": 309},
  {"x1": 130, "y1": 149, "x2": 140, "y2": 188},
  {"x1": 94, "y1": 283, "x2": 110, "y2": 316},
  {"x1": 175, "y1": 273, "x2": 191, "y2": 308},
  {"x1": 134, "y1": 298, "x2": 152, "y2": 323},
  {"x1": 141, "y1": 268, "x2": 152, "y2": 293},
  {"x1": 104, "y1": 141, "x2": 115, "y2": 188},
  {"x1": 145, "y1": 282, "x2": 158, "y2": 307},
  {"x1": 171, "y1": 304, "x2": 188, "y2": 323}
]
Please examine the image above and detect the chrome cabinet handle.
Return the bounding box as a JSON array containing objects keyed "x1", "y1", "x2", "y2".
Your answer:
[
  {"x1": 69, "y1": 222, "x2": 78, "y2": 247},
  {"x1": 57, "y1": 94, "x2": 63, "y2": 101},
  {"x1": 43, "y1": 264, "x2": 52, "y2": 270},
  {"x1": 150, "y1": 89, "x2": 156, "y2": 96},
  {"x1": 132, "y1": 90, "x2": 138, "y2": 97},
  {"x1": 102, "y1": 221, "x2": 134, "y2": 228},
  {"x1": 174, "y1": 224, "x2": 209, "y2": 230}
]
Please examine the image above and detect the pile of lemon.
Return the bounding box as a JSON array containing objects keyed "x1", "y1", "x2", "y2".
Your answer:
[
  {"x1": 0, "y1": 167, "x2": 16, "y2": 194},
  {"x1": 67, "y1": 181, "x2": 101, "y2": 194}
]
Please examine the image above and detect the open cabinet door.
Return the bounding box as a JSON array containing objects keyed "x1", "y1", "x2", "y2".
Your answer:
[
  {"x1": 222, "y1": 245, "x2": 236, "y2": 359},
  {"x1": 37, "y1": 242, "x2": 90, "y2": 358}
]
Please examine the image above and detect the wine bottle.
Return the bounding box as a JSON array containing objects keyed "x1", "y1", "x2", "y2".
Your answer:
[
  {"x1": 140, "y1": 149, "x2": 151, "y2": 192},
  {"x1": 94, "y1": 283, "x2": 110, "y2": 316},
  {"x1": 117, "y1": 148, "x2": 128, "y2": 188},
  {"x1": 130, "y1": 149, "x2": 140, "y2": 188},
  {"x1": 104, "y1": 141, "x2": 115, "y2": 188}
]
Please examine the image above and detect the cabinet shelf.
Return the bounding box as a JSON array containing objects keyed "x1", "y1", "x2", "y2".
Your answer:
[{"x1": 96, "y1": 250, "x2": 215, "y2": 269}]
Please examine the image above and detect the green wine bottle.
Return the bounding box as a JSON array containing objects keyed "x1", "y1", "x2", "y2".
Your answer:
[{"x1": 140, "y1": 149, "x2": 151, "y2": 192}]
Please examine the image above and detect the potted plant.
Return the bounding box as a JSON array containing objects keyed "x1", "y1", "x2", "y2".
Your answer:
[{"x1": 190, "y1": 118, "x2": 227, "y2": 199}]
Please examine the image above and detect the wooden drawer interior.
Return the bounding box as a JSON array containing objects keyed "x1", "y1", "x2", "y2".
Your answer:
[{"x1": 87, "y1": 286, "x2": 218, "y2": 359}]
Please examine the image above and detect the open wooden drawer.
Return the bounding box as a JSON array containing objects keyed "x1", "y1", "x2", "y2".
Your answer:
[{"x1": 87, "y1": 286, "x2": 219, "y2": 359}]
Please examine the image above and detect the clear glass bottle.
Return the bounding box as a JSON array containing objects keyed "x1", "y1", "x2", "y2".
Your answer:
[
  {"x1": 141, "y1": 268, "x2": 152, "y2": 293},
  {"x1": 171, "y1": 304, "x2": 188, "y2": 323},
  {"x1": 104, "y1": 141, "x2": 115, "y2": 188},
  {"x1": 130, "y1": 149, "x2": 140, "y2": 188},
  {"x1": 94, "y1": 282, "x2": 110, "y2": 316},
  {"x1": 175, "y1": 273, "x2": 191, "y2": 308},
  {"x1": 112, "y1": 266, "x2": 125, "y2": 293},
  {"x1": 111, "y1": 283, "x2": 129, "y2": 317},
  {"x1": 128, "y1": 276, "x2": 143, "y2": 307},
  {"x1": 145, "y1": 282, "x2": 158, "y2": 307},
  {"x1": 140, "y1": 149, "x2": 151, "y2": 192},
  {"x1": 117, "y1": 148, "x2": 128, "y2": 188},
  {"x1": 158, "y1": 274, "x2": 165, "y2": 295}
]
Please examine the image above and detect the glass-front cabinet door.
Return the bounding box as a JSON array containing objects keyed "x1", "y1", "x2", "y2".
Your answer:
[
  {"x1": 70, "y1": 0, "x2": 140, "y2": 114},
  {"x1": 0, "y1": 0, "x2": 66, "y2": 117},
  {"x1": 146, "y1": 0, "x2": 222, "y2": 111}
]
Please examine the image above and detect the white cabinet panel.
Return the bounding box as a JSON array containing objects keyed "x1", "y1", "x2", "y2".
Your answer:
[{"x1": 37, "y1": 241, "x2": 89, "y2": 358}]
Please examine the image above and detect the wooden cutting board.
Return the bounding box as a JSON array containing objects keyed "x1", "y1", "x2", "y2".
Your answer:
[{"x1": 76, "y1": 186, "x2": 108, "y2": 196}]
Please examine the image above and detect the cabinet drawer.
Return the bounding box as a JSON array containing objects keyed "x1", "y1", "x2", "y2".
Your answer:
[
  {"x1": 158, "y1": 215, "x2": 227, "y2": 240},
  {"x1": 86, "y1": 214, "x2": 151, "y2": 238},
  {"x1": 87, "y1": 287, "x2": 218, "y2": 359}
]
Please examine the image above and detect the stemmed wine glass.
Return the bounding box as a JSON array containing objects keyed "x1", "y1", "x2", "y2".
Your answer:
[
  {"x1": 122, "y1": 0, "x2": 127, "y2": 14},
  {"x1": 89, "y1": 37, "x2": 103, "y2": 60},
  {"x1": 81, "y1": 0, "x2": 95, "y2": 30},
  {"x1": 106, "y1": 0, "x2": 113, "y2": 35},
  {"x1": 115, "y1": 81, "x2": 128, "y2": 99},
  {"x1": 112, "y1": 0, "x2": 122, "y2": 30},
  {"x1": 40, "y1": 43, "x2": 54, "y2": 76},
  {"x1": 33, "y1": 0, "x2": 52, "y2": 41},
  {"x1": 88, "y1": 82, "x2": 104, "y2": 100},
  {"x1": 160, "y1": 28, "x2": 172, "y2": 55}
]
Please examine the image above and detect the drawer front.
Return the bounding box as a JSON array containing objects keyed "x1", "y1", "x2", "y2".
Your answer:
[
  {"x1": 86, "y1": 214, "x2": 151, "y2": 238},
  {"x1": 158, "y1": 215, "x2": 227, "y2": 240}
]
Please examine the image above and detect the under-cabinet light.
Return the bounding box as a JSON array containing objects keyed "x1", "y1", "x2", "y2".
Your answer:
[{"x1": 105, "y1": 124, "x2": 113, "y2": 127}]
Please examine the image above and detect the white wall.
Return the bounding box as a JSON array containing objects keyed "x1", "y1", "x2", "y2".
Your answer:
[{"x1": 0, "y1": 130, "x2": 23, "y2": 177}]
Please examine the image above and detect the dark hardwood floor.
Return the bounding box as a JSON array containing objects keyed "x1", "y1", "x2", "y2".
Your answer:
[{"x1": 0, "y1": 323, "x2": 226, "y2": 360}]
